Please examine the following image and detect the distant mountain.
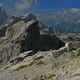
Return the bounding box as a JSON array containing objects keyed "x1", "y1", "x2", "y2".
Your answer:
[
  {"x1": 37, "y1": 8, "x2": 80, "y2": 33},
  {"x1": 0, "y1": 7, "x2": 80, "y2": 33},
  {"x1": 0, "y1": 6, "x2": 8, "y2": 25}
]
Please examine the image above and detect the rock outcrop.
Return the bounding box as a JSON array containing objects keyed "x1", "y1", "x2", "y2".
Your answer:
[
  {"x1": 0, "y1": 19, "x2": 40, "y2": 65},
  {"x1": 7, "y1": 14, "x2": 37, "y2": 27},
  {"x1": 52, "y1": 47, "x2": 67, "y2": 57},
  {"x1": 0, "y1": 13, "x2": 65, "y2": 65},
  {"x1": 65, "y1": 41, "x2": 80, "y2": 51},
  {"x1": 21, "y1": 13, "x2": 37, "y2": 22},
  {"x1": 0, "y1": 13, "x2": 37, "y2": 38},
  {"x1": 9, "y1": 50, "x2": 33, "y2": 64}
]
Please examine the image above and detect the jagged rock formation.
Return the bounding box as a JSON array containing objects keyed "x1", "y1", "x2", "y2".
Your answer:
[
  {"x1": 0, "y1": 20, "x2": 40, "y2": 64},
  {"x1": 0, "y1": 13, "x2": 37, "y2": 38},
  {"x1": 7, "y1": 13, "x2": 37, "y2": 27},
  {"x1": 21, "y1": 13, "x2": 37, "y2": 22},
  {"x1": 0, "y1": 9, "x2": 80, "y2": 80},
  {"x1": 0, "y1": 14, "x2": 65, "y2": 65}
]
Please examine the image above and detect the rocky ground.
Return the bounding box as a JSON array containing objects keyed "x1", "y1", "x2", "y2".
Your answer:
[{"x1": 0, "y1": 48, "x2": 80, "y2": 80}]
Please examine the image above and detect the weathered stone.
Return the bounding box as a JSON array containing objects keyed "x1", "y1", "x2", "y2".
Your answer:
[
  {"x1": 52, "y1": 47, "x2": 67, "y2": 57},
  {"x1": 0, "y1": 19, "x2": 40, "y2": 65},
  {"x1": 0, "y1": 13, "x2": 65, "y2": 65},
  {"x1": 71, "y1": 48, "x2": 80, "y2": 58},
  {"x1": 65, "y1": 41, "x2": 80, "y2": 51},
  {"x1": 55, "y1": 69, "x2": 80, "y2": 80},
  {"x1": 21, "y1": 13, "x2": 37, "y2": 22},
  {"x1": 9, "y1": 50, "x2": 33, "y2": 64}
]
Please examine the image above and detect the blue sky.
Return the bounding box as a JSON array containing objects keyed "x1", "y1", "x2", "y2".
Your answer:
[
  {"x1": 0, "y1": 0, "x2": 80, "y2": 14},
  {"x1": 0, "y1": 0, "x2": 80, "y2": 9},
  {"x1": 36, "y1": 0, "x2": 80, "y2": 9}
]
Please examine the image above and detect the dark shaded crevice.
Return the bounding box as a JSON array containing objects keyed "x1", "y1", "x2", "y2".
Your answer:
[
  {"x1": 20, "y1": 21, "x2": 40, "y2": 53},
  {"x1": 39, "y1": 34, "x2": 65, "y2": 51}
]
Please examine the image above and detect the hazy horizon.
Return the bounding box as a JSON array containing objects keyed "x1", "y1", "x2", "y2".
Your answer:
[{"x1": 0, "y1": 0, "x2": 80, "y2": 15}]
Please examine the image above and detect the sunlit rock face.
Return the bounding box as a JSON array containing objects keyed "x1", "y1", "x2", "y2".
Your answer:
[{"x1": 0, "y1": 20, "x2": 40, "y2": 64}]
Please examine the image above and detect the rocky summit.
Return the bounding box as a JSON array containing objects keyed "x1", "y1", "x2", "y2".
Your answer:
[
  {"x1": 0, "y1": 13, "x2": 80, "y2": 80},
  {"x1": 0, "y1": 14, "x2": 64, "y2": 65},
  {"x1": 0, "y1": 20, "x2": 40, "y2": 64}
]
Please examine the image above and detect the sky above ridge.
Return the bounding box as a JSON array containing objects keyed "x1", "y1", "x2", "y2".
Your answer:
[
  {"x1": 0, "y1": 0, "x2": 80, "y2": 14},
  {"x1": 36, "y1": 0, "x2": 80, "y2": 9}
]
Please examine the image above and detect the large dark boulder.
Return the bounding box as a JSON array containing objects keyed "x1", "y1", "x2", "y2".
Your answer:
[
  {"x1": 20, "y1": 20, "x2": 40, "y2": 52},
  {"x1": 39, "y1": 34, "x2": 65, "y2": 51}
]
